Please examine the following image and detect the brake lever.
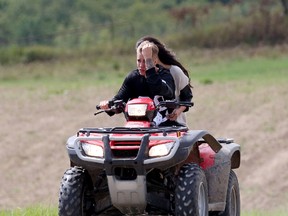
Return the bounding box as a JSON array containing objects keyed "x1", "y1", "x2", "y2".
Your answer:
[{"x1": 94, "y1": 110, "x2": 105, "y2": 116}]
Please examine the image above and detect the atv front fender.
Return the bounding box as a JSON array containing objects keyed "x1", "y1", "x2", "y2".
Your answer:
[
  {"x1": 206, "y1": 142, "x2": 241, "y2": 211},
  {"x1": 180, "y1": 130, "x2": 222, "y2": 153}
]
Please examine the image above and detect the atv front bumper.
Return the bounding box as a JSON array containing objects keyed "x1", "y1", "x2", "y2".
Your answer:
[{"x1": 67, "y1": 133, "x2": 189, "y2": 174}]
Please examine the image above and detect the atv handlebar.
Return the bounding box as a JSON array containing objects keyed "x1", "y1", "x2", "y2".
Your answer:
[
  {"x1": 95, "y1": 99, "x2": 193, "y2": 116},
  {"x1": 158, "y1": 101, "x2": 194, "y2": 109},
  {"x1": 95, "y1": 100, "x2": 125, "y2": 116},
  {"x1": 96, "y1": 100, "x2": 193, "y2": 110},
  {"x1": 96, "y1": 100, "x2": 124, "y2": 110}
]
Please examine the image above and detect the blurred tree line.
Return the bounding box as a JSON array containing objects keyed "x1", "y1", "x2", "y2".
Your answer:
[{"x1": 0, "y1": 0, "x2": 287, "y2": 63}]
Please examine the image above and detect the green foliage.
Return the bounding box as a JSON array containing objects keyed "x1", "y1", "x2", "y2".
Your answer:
[
  {"x1": 0, "y1": 0, "x2": 287, "y2": 47},
  {"x1": 168, "y1": 1, "x2": 288, "y2": 48},
  {"x1": 21, "y1": 46, "x2": 58, "y2": 63},
  {"x1": 0, "y1": 0, "x2": 288, "y2": 64},
  {"x1": 0, "y1": 46, "x2": 59, "y2": 64},
  {"x1": 0, "y1": 0, "x2": 183, "y2": 47}
]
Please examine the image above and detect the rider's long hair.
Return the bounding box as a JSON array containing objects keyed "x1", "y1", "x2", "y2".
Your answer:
[{"x1": 136, "y1": 36, "x2": 192, "y2": 87}]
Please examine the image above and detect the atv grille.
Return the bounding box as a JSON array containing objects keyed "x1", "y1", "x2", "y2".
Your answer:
[
  {"x1": 111, "y1": 141, "x2": 141, "y2": 158},
  {"x1": 112, "y1": 149, "x2": 139, "y2": 157}
]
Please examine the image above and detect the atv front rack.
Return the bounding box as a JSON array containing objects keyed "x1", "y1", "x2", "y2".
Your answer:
[
  {"x1": 77, "y1": 126, "x2": 189, "y2": 136},
  {"x1": 67, "y1": 129, "x2": 227, "y2": 172},
  {"x1": 72, "y1": 133, "x2": 182, "y2": 168}
]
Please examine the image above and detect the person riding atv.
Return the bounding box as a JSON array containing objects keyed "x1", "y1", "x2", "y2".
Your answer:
[{"x1": 58, "y1": 97, "x2": 241, "y2": 216}]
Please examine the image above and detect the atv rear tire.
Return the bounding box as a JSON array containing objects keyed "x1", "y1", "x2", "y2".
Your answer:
[
  {"x1": 58, "y1": 166, "x2": 95, "y2": 216},
  {"x1": 175, "y1": 163, "x2": 208, "y2": 216},
  {"x1": 219, "y1": 170, "x2": 240, "y2": 216}
]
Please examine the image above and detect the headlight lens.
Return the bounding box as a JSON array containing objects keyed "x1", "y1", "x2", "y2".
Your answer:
[
  {"x1": 149, "y1": 142, "x2": 174, "y2": 157},
  {"x1": 82, "y1": 143, "x2": 104, "y2": 158},
  {"x1": 128, "y1": 104, "x2": 147, "y2": 116}
]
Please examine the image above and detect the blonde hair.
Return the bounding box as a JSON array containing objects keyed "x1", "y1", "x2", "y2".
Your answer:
[{"x1": 137, "y1": 41, "x2": 159, "y2": 58}]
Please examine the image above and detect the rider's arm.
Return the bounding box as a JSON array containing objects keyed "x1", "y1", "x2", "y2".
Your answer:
[
  {"x1": 146, "y1": 67, "x2": 175, "y2": 100},
  {"x1": 112, "y1": 72, "x2": 135, "y2": 103},
  {"x1": 99, "y1": 72, "x2": 134, "y2": 112},
  {"x1": 179, "y1": 85, "x2": 193, "y2": 112}
]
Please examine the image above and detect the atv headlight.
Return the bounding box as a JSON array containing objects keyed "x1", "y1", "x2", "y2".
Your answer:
[
  {"x1": 149, "y1": 142, "x2": 174, "y2": 157},
  {"x1": 81, "y1": 143, "x2": 104, "y2": 158},
  {"x1": 128, "y1": 104, "x2": 147, "y2": 116}
]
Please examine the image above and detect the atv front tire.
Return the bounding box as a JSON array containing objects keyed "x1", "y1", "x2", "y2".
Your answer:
[
  {"x1": 58, "y1": 166, "x2": 95, "y2": 216},
  {"x1": 175, "y1": 163, "x2": 208, "y2": 216}
]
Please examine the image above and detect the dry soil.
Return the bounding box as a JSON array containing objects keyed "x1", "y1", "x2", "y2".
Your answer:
[{"x1": 0, "y1": 81, "x2": 287, "y2": 212}]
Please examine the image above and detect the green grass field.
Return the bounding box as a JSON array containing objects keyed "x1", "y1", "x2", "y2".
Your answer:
[
  {"x1": 0, "y1": 205, "x2": 58, "y2": 216},
  {"x1": 192, "y1": 56, "x2": 288, "y2": 84},
  {"x1": 1, "y1": 45, "x2": 287, "y2": 89}
]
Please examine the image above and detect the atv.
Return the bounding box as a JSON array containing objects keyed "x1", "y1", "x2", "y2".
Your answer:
[{"x1": 58, "y1": 97, "x2": 241, "y2": 216}]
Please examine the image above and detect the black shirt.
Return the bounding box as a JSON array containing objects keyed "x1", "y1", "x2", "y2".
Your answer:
[{"x1": 113, "y1": 66, "x2": 175, "y2": 102}]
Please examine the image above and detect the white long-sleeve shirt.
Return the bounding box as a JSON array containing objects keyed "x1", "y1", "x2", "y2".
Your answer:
[{"x1": 169, "y1": 65, "x2": 190, "y2": 126}]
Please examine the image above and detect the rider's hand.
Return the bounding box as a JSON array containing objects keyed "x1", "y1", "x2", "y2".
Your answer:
[
  {"x1": 167, "y1": 110, "x2": 179, "y2": 121},
  {"x1": 167, "y1": 106, "x2": 186, "y2": 121},
  {"x1": 99, "y1": 100, "x2": 109, "y2": 110},
  {"x1": 141, "y1": 42, "x2": 153, "y2": 60}
]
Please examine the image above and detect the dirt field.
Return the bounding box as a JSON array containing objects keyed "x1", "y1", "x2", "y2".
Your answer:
[{"x1": 0, "y1": 79, "x2": 287, "y2": 212}]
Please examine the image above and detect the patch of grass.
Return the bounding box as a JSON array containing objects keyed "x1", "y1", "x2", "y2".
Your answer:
[
  {"x1": 242, "y1": 210, "x2": 288, "y2": 216},
  {"x1": 0, "y1": 205, "x2": 57, "y2": 216},
  {"x1": 1, "y1": 206, "x2": 287, "y2": 216},
  {"x1": 0, "y1": 54, "x2": 130, "y2": 89},
  {"x1": 191, "y1": 56, "x2": 288, "y2": 85}
]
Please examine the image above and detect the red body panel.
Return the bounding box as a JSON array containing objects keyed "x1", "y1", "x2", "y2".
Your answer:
[
  {"x1": 125, "y1": 121, "x2": 151, "y2": 128},
  {"x1": 199, "y1": 143, "x2": 216, "y2": 170}
]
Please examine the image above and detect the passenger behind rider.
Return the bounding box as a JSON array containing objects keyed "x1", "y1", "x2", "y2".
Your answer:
[
  {"x1": 136, "y1": 36, "x2": 193, "y2": 126},
  {"x1": 99, "y1": 41, "x2": 175, "y2": 120}
]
